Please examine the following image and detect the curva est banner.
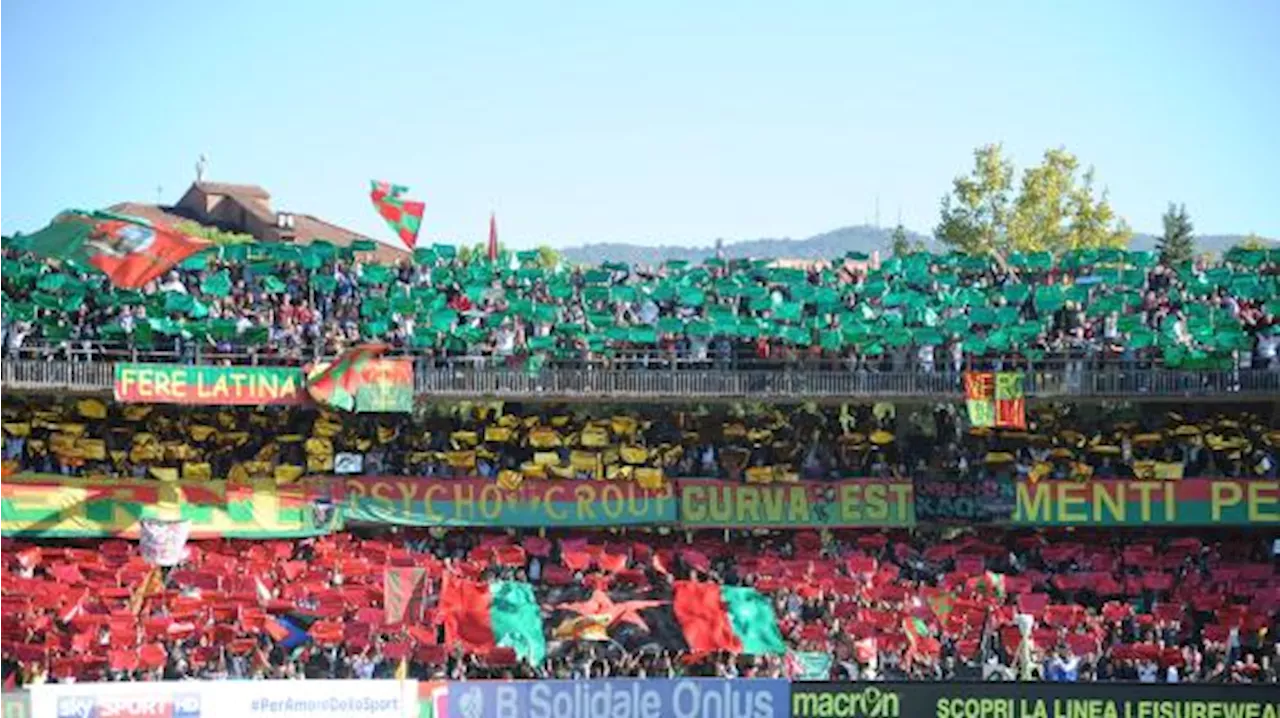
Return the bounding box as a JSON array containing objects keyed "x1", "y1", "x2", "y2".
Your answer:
[
  {"x1": 1011, "y1": 478, "x2": 1279, "y2": 526},
  {"x1": 791, "y1": 681, "x2": 1280, "y2": 718},
  {"x1": 114, "y1": 363, "x2": 306, "y2": 406},
  {"x1": 447, "y1": 679, "x2": 789, "y2": 718},
  {"x1": 678, "y1": 479, "x2": 915, "y2": 528},
  {"x1": 344, "y1": 477, "x2": 676, "y2": 527}
]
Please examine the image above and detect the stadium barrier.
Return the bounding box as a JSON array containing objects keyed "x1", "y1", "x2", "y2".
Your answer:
[
  {"x1": 790, "y1": 681, "x2": 1280, "y2": 718},
  {"x1": 5, "y1": 358, "x2": 1280, "y2": 400}
]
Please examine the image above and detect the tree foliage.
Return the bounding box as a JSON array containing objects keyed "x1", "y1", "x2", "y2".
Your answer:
[
  {"x1": 174, "y1": 220, "x2": 255, "y2": 246},
  {"x1": 1234, "y1": 234, "x2": 1270, "y2": 252},
  {"x1": 889, "y1": 223, "x2": 924, "y2": 257},
  {"x1": 1158, "y1": 202, "x2": 1195, "y2": 265},
  {"x1": 936, "y1": 144, "x2": 1131, "y2": 259}
]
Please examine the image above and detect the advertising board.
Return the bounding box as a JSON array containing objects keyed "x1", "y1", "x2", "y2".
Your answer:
[{"x1": 446, "y1": 679, "x2": 789, "y2": 718}]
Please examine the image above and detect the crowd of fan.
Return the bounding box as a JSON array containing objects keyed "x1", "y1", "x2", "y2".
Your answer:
[
  {"x1": 5, "y1": 399, "x2": 1277, "y2": 485},
  {"x1": 2, "y1": 528, "x2": 1275, "y2": 686},
  {"x1": 4, "y1": 241, "x2": 1280, "y2": 371}
]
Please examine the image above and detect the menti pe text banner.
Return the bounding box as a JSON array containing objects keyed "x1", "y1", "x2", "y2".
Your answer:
[
  {"x1": 1011, "y1": 478, "x2": 1278, "y2": 526},
  {"x1": 790, "y1": 681, "x2": 1280, "y2": 718},
  {"x1": 0, "y1": 474, "x2": 336, "y2": 539},
  {"x1": 114, "y1": 363, "x2": 306, "y2": 406},
  {"x1": 343, "y1": 477, "x2": 677, "y2": 527}
]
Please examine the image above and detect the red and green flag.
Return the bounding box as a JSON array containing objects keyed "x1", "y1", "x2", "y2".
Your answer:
[
  {"x1": 370, "y1": 181, "x2": 425, "y2": 251},
  {"x1": 305, "y1": 343, "x2": 389, "y2": 412},
  {"x1": 20, "y1": 210, "x2": 209, "y2": 289},
  {"x1": 672, "y1": 581, "x2": 785, "y2": 655},
  {"x1": 439, "y1": 576, "x2": 546, "y2": 664},
  {"x1": 968, "y1": 570, "x2": 1007, "y2": 598},
  {"x1": 384, "y1": 568, "x2": 428, "y2": 625},
  {"x1": 964, "y1": 372, "x2": 1026, "y2": 429}
]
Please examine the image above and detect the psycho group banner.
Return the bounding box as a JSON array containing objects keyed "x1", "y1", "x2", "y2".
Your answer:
[
  {"x1": 447, "y1": 679, "x2": 790, "y2": 718},
  {"x1": 114, "y1": 363, "x2": 306, "y2": 406},
  {"x1": 1011, "y1": 478, "x2": 1279, "y2": 526},
  {"x1": 678, "y1": 479, "x2": 915, "y2": 528},
  {"x1": 343, "y1": 477, "x2": 677, "y2": 527},
  {"x1": 0, "y1": 474, "x2": 338, "y2": 539},
  {"x1": 790, "y1": 681, "x2": 1280, "y2": 718}
]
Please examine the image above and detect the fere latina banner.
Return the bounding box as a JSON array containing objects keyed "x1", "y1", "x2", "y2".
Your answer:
[
  {"x1": 1012, "y1": 478, "x2": 1279, "y2": 526},
  {"x1": 678, "y1": 479, "x2": 915, "y2": 528},
  {"x1": 113, "y1": 363, "x2": 306, "y2": 406},
  {"x1": 344, "y1": 477, "x2": 677, "y2": 528},
  {"x1": 1, "y1": 474, "x2": 337, "y2": 539},
  {"x1": 790, "y1": 681, "x2": 1280, "y2": 718},
  {"x1": 448, "y1": 679, "x2": 790, "y2": 718}
]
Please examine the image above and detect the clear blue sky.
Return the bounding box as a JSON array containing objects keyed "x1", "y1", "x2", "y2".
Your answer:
[{"x1": 3, "y1": 0, "x2": 1278, "y2": 250}]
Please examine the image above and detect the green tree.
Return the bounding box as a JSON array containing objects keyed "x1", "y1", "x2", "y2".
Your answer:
[
  {"x1": 936, "y1": 144, "x2": 1131, "y2": 259},
  {"x1": 889, "y1": 223, "x2": 924, "y2": 256},
  {"x1": 536, "y1": 244, "x2": 561, "y2": 269},
  {"x1": 174, "y1": 220, "x2": 255, "y2": 246},
  {"x1": 1157, "y1": 202, "x2": 1195, "y2": 264},
  {"x1": 1234, "y1": 233, "x2": 1269, "y2": 251}
]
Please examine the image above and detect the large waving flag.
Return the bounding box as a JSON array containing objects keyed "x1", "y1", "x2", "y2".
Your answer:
[
  {"x1": 370, "y1": 181, "x2": 425, "y2": 251},
  {"x1": 439, "y1": 576, "x2": 546, "y2": 664},
  {"x1": 305, "y1": 343, "x2": 389, "y2": 412},
  {"x1": 672, "y1": 581, "x2": 785, "y2": 655},
  {"x1": 20, "y1": 210, "x2": 209, "y2": 289}
]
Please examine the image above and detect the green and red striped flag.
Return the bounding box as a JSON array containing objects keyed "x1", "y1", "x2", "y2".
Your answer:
[
  {"x1": 968, "y1": 570, "x2": 1007, "y2": 598},
  {"x1": 439, "y1": 576, "x2": 546, "y2": 664},
  {"x1": 20, "y1": 209, "x2": 209, "y2": 289},
  {"x1": 384, "y1": 567, "x2": 428, "y2": 624},
  {"x1": 672, "y1": 581, "x2": 785, "y2": 655},
  {"x1": 370, "y1": 181, "x2": 425, "y2": 251},
  {"x1": 305, "y1": 343, "x2": 388, "y2": 412}
]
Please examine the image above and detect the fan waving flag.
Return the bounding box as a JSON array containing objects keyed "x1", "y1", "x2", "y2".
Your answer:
[
  {"x1": 305, "y1": 343, "x2": 389, "y2": 412},
  {"x1": 21, "y1": 210, "x2": 209, "y2": 289},
  {"x1": 370, "y1": 180, "x2": 425, "y2": 251}
]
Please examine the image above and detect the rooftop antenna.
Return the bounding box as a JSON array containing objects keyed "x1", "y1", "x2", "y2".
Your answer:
[
  {"x1": 156, "y1": 185, "x2": 164, "y2": 204},
  {"x1": 195, "y1": 154, "x2": 209, "y2": 183},
  {"x1": 875, "y1": 194, "x2": 881, "y2": 229}
]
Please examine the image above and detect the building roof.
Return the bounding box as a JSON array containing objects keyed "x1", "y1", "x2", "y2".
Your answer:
[
  {"x1": 108, "y1": 200, "x2": 409, "y2": 263},
  {"x1": 191, "y1": 182, "x2": 270, "y2": 201}
]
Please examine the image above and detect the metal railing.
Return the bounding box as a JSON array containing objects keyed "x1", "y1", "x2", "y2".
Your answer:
[{"x1": 4, "y1": 359, "x2": 1279, "y2": 400}]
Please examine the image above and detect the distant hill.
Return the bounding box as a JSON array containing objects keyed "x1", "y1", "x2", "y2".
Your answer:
[{"x1": 559, "y1": 226, "x2": 1275, "y2": 265}]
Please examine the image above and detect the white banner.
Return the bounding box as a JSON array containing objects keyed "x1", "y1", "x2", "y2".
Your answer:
[
  {"x1": 32, "y1": 679, "x2": 418, "y2": 718},
  {"x1": 139, "y1": 518, "x2": 191, "y2": 567},
  {"x1": 334, "y1": 452, "x2": 365, "y2": 474}
]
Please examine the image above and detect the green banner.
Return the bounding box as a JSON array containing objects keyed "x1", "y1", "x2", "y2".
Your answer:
[
  {"x1": 1, "y1": 474, "x2": 338, "y2": 539},
  {"x1": 344, "y1": 477, "x2": 676, "y2": 527},
  {"x1": 679, "y1": 479, "x2": 915, "y2": 527},
  {"x1": 1012, "y1": 478, "x2": 1279, "y2": 526},
  {"x1": 113, "y1": 363, "x2": 305, "y2": 405}
]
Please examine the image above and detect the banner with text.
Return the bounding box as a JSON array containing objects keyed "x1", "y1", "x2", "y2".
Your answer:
[
  {"x1": 344, "y1": 477, "x2": 677, "y2": 527},
  {"x1": 1012, "y1": 478, "x2": 1279, "y2": 526},
  {"x1": 114, "y1": 363, "x2": 306, "y2": 406},
  {"x1": 790, "y1": 681, "x2": 1279, "y2": 718},
  {"x1": 678, "y1": 479, "x2": 915, "y2": 528},
  {"x1": 1, "y1": 474, "x2": 338, "y2": 539},
  {"x1": 447, "y1": 679, "x2": 789, "y2": 718},
  {"x1": 32, "y1": 679, "x2": 416, "y2": 718},
  {"x1": 914, "y1": 476, "x2": 1016, "y2": 523}
]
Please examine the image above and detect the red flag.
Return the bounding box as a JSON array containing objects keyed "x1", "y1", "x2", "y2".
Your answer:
[
  {"x1": 672, "y1": 580, "x2": 741, "y2": 653},
  {"x1": 24, "y1": 210, "x2": 209, "y2": 289},
  {"x1": 488, "y1": 212, "x2": 498, "y2": 262}
]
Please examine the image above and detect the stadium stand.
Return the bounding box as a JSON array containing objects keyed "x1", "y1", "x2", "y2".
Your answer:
[{"x1": 2, "y1": 246, "x2": 1277, "y2": 693}]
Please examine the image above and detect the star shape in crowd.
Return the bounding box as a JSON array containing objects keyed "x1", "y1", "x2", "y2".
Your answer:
[{"x1": 559, "y1": 590, "x2": 666, "y2": 632}]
